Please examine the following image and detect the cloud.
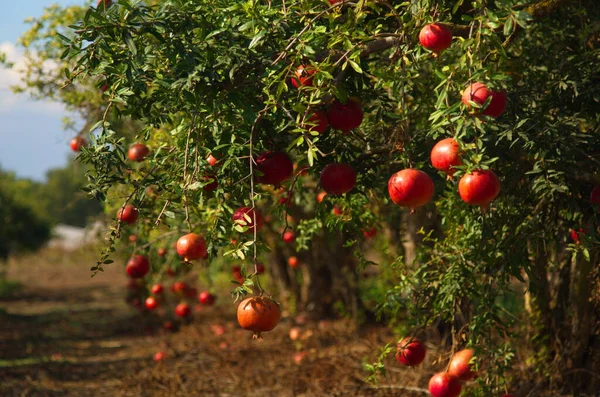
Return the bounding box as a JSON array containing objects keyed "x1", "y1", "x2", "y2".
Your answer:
[{"x1": 0, "y1": 41, "x2": 66, "y2": 115}]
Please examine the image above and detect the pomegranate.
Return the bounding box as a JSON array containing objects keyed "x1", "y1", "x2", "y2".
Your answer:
[
  {"x1": 362, "y1": 227, "x2": 377, "y2": 238},
  {"x1": 328, "y1": 0, "x2": 342, "y2": 4},
  {"x1": 145, "y1": 296, "x2": 159, "y2": 310},
  {"x1": 419, "y1": 23, "x2": 453, "y2": 53},
  {"x1": 448, "y1": 348, "x2": 477, "y2": 381},
  {"x1": 126, "y1": 255, "x2": 150, "y2": 278},
  {"x1": 317, "y1": 191, "x2": 327, "y2": 203},
  {"x1": 283, "y1": 230, "x2": 295, "y2": 243},
  {"x1": 570, "y1": 228, "x2": 586, "y2": 244},
  {"x1": 97, "y1": 0, "x2": 112, "y2": 8},
  {"x1": 590, "y1": 186, "x2": 600, "y2": 207},
  {"x1": 128, "y1": 234, "x2": 138, "y2": 243},
  {"x1": 290, "y1": 65, "x2": 315, "y2": 88},
  {"x1": 101, "y1": 82, "x2": 109, "y2": 92},
  {"x1": 202, "y1": 173, "x2": 218, "y2": 192},
  {"x1": 288, "y1": 256, "x2": 299, "y2": 268},
  {"x1": 153, "y1": 351, "x2": 167, "y2": 361},
  {"x1": 128, "y1": 143, "x2": 150, "y2": 162},
  {"x1": 171, "y1": 281, "x2": 188, "y2": 294},
  {"x1": 395, "y1": 337, "x2": 426, "y2": 366},
  {"x1": 289, "y1": 327, "x2": 301, "y2": 341},
  {"x1": 151, "y1": 284, "x2": 163, "y2": 295},
  {"x1": 237, "y1": 296, "x2": 281, "y2": 338},
  {"x1": 175, "y1": 302, "x2": 191, "y2": 318},
  {"x1": 305, "y1": 110, "x2": 329, "y2": 134},
  {"x1": 388, "y1": 169, "x2": 434, "y2": 211},
  {"x1": 176, "y1": 233, "x2": 207, "y2": 261},
  {"x1": 458, "y1": 169, "x2": 501, "y2": 210},
  {"x1": 428, "y1": 372, "x2": 462, "y2": 397},
  {"x1": 157, "y1": 247, "x2": 167, "y2": 257},
  {"x1": 255, "y1": 151, "x2": 293, "y2": 186},
  {"x1": 207, "y1": 154, "x2": 218, "y2": 166},
  {"x1": 327, "y1": 99, "x2": 363, "y2": 133},
  {"x1": 117, "y1": 204, "x2": 138, "y2": 224},
  {"x1": 256, "y1": 263, "x2": 265, "y2": 274},
  {"x1": 199, "y1": 291, "x2": 216, "y2": 306},
  {"x1": 233, "y1": 206, "x2": 264, "y2": 233},
  {"x1": 293, "y1": 351, "x2": 308, "y2": 364},
  {"x1": 461, "y1": 82, "x2": 507, "y2": 118},
  {"x1": 332, "y1": 205, "x2": 344, "y2": 216},
  {"x1": 431, "y1": 138, "x2": 462, "y2": 176},
  {"x1": 320, "y1": 163, "x2": 356, "y2": 195},
  {"x1": 69, "y1": 136, "x2": 86, "y2": 152}
]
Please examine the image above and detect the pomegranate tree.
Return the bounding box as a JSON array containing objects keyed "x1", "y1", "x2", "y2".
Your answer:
[
  {"x1": 395, "y1": 337, "x2": 426, "y2": 366},
  {"x1": 125, "y1": 255, "x2": 150, "y2": 278},
  {"x1": 255, "y1": 151, "x2": 293, "y2": 186},
  {"x1": 327, "y1": 99, "x2": 363, "y2": 133},
  {"x1": 419, "y1": 23, "x2": 453, "y2": 53},
  {"x1": 431, "y1": 138, "x2": 462, "y2": 177},
  {"x1": 176, "y1": 233, "x2": 207, "y2": 261},
  {"x1": 320, "y1": 163, "x2": 356, "y2": 195},
  {"x1": 458, "y1": 169, "x2": 501, "y2": 210},
  {"x1": 127, "y1": 143, "x2": 150, "y2": 162},
  {"x1": 461, "y1": 82, "x2": 507, "y2": 118},
  {"x1": 388, "y1": 169, "x2": 434, "y2": 211},
  {"x1": 237, "y1": 296, "x2": 281, "y2": 338}
]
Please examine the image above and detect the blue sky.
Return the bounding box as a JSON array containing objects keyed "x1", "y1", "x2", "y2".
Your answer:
[{"x1": 0, "y1": 1, "x2": 84, "y2": 181}]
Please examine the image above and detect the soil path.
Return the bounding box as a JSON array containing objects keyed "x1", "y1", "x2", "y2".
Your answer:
[{"x1": 0, "y1": 250, "x2": 428, "y2": 397}]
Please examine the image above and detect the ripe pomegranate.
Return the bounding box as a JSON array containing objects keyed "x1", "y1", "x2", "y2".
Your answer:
[
  {"x1": 199, "y1": 291, "x2": 216, "y2": 306},
  {"x1": 320, "y1": 163, "x2": 356, "y2": 195},
  {"x1": 207, "y1": 154, "x2": 218, "y2": 166},
  {"x1": 171, "y1": 281, "x2": 188, "y2": 294},
  {"x1": 153, "y1": 351, "x2": 167, "y2": 361},
  {"x1": 232, "y1": 266, "x2": 244, "y2": 283},
  {"x1": 128, "y1": 143, "x2": 150, "y2": 162},
  {"x1": 145, "y1": 296, "x2": 159, "y2": 310},
  {"x1": 448, "y1": 348, "x2": 477, "y2": 381},
  {"x1": 431, "y1": 138, "x2": 462, "y2": 176},
  {"x1": 419, "y1": 23, "x2": 453, "y2": 53},
  {"x1": 570, "y1": 228, "x2": 587, "y2": 244},
  {"x1": 362, "y1": 227, "x2": 377, "y2": 238},
  {"x1": 175, "y1": 302, "x2": 191, "y2": 318},
  {"x1": 117, "y1": 204, "x2": 138, "y2": 224},
  {"x1": 283, "y1": 230, "x2": 295, "y2": 243},
  {"x1": 256, "y1": 263, "x2": 265, "y2": 274},
  {"x1": 202, "y1": 173, "x2": 218, "y2": 192},
  {"x1": 255, "y1": 151, "x2": 293, "y2": 186},
  {"x1": 289, "y1": 327, "x2": 301, "y2": 341},
  {"x1": 328, "y1": 0, "x2": 342, "y2": 5},
  {"x1": 151, "y1": 284, "x2": 163, "y2": 295},
  {"x1": 69, "y1": 136, "x2": 86, "y2": 152},
  {"x1": 176, "y1": 233, "x2": 207, "y2": 261},
  {"x1": 317, "y1": 191, "x2": 327, "y2": 203},
  {"x1": 590, "y1": 186, "x2": 600, "y2": 207},
  {"x1": 237, "y1": 296, "x2": 281, "y2": 338},
  {"x1": 233, "y1": 207, "x2": 264, "y2": 233},
  {"x1": 458, "y1": 169, "x2": 501, "y2": 210},
  {"x1": 327, "y1": 99, "x2": 363, "y2": 133},
  {"x1": 332, "y1": 205, "x2": 344, "y2": 216},
  {"x1": 157, "y1": 247, "x2": 167, "y2": 257},
  {"x1": 288, "y1": 256, "x2": 299, "y2": 268},
  {"x1": 305, "y1": 110, "x2": 329, "y2": 134},
  {"x1": 126, "y1": 255, "x2": 150, "y2": 278},
  {"x1": 128, "y1": 234, "x2": 138, "y2": 243},
  {"x1": 395, "y1": 337, "x2": 426, "y2": 366},
  {"x1": 462, "y1": 82, "x2": 507, "y2": 118},
  {"x1": 290, "y1": 65, "x2": 315, "y2": 88},
  {"x1": 428, "y1": 372, "x2": 462, "y2": 397},
  {"x1": 388, "y1": 169, "x2": 434, "y2": 211}
]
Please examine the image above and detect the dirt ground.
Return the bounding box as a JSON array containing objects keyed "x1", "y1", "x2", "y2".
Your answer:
[{"x1": 0, "y1": 249, "x2": 433, "y2": 397}]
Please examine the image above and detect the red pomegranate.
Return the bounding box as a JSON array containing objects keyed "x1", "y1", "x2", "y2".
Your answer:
[
  {"x1": 128, "y1": 234, "x2": 138, "y2": 243},
  {"x1": 461, "y1": 82, "x2": 507, "y2": 118},
  {"x1": 153, "y1": 351, "x2": 167, "y2": 361},
  {"x1": 288, "y1": 256, "x2": 299, "y2": 268},
  {"x1": 233, "y1": 207, "x2": 264, "y2": 233},
  {"x1": 327, "y1": 99, "x2": 363, "y2": 133},
  {"x1": 255, "y1": 151, "x2": 293, "y2": 186},
  {"x1": 127, "y1": 143, "x2": 150, "y2": 162},
  {"x1": 305, "y1": 110, "x2": 329, "y2": 134},
  {"x1": 388, "y1": 169, "x2": 434, "y2": 211},
  {"x1": 207, "y1": 154, "x2": 218, "y2": 166},
  {"x1": 328, "y1": 0, "x2": 342, "y2": 4},
  {"x1": 428, "y1": 372, "x2": 462, "y2": 397},
  {"x1": 431, "y1": 138, "x2": 462, "y2": 176},
  {"x1": 175, "y1": 302, "x2": 191, "y2": 318},
  {"x1": 362, "y1": 227, "x2": 377, "y2": 238},
  {"x1": 458, "y1": 169, "x2": 501, "y2": 210},
  {"x1": 320, "y1": 163, "x2": 356, "y2": 195},
  {"x1": 157, "y1": 247, "x2": 167, "y2": 257},
  {"x1": 419, "y1": 23, "x2": 453, "y2": 53},
  {"x1": 448, "y1": 348, "x2": 477, "y2": 381},
  {"x1": 97, "y1": 0, "x2": 112, "y2": 8},
  {"x1": 570, "y1": 228, "x2": 586, "y2": 244},
  {"x1": 176, "y1": 233, "x2": 207, "y2": 261},
  {"x1": 145, "y1": 296, "x2": 159, "y2": 310},
  {"x1": 126, "y1": 255, "x2": 150, "y2": 278},
  {"x1": 171, "y1": 281, "x2": 188, "y2": 294},
  {"x1": 198, "y1": 291, "x2": 216, "y2": 306},
  {"x1": 317, "y1": 191, "x2": 327, "y2": 203},
  {"x1": 237, "y1": 296, "x2": 281, "y2": 338},
  {"x1": 256, "y1": 263, "x2": 265, "y2": 274},
  {"x1": 151, "y1": 284, "x2": 163, "y2": 295},
  {"x1": 395, "y1": 337, "x2": 426, "y2": 366},
  {"x1": 283, "y1": 230, "x2": 295, "y2": 243},
  {"x1": 291, "y1": 65, "x2": 315, "y2": 88},
  {"x1": 69, "y1": 136, "x2": 86, "y2": 152},
  {"x1": 117, "y1": 204, "x2": 138, "y2": 224},
  {"x1": 590, "y1": 186, "x2": 600, "y2": 207}
]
